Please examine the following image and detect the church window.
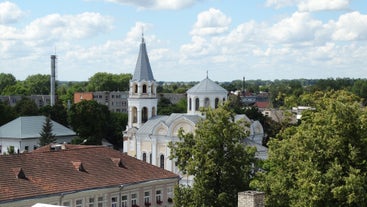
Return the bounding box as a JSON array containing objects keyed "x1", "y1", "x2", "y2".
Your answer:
[
  {"x1": 204, "y1": 97, "x2": 210, "y2": 107},
  {"x1": 195, "y1": 98, "x2": 199, "y2": 110},
  {"x1": 143, "y1": 152, "x2": 147, "y2": 162},
  {"x1": 160, "y1": 154, "x2": 164, "y2": 169},
  {"x1": 132, "y1": 107, "x2": 137, "y2": 123},
  {"x1": 150, "y1": 153, "x2": 152, "y2": 164},
  {"x1": 152, "y1": 107, "x2": 156, "y2": 116},
  {"x1": 151, "y1": 83, "x2": 154, "y2": 94},
  {"x1": 134, "y1": 84, "x2": 138, "y2": 93},
  {"x1": 142, "y1": 107, "x2": 148, "y2": 123},
  {"x1": 142, "y1": 84, "x2": 147, "y2": 93},
  {"x1": 215, "y1": 98, "x2": 219, "y2": 108}
]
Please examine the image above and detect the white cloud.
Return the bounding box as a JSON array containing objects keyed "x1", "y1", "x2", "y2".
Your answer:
[
  {"x1": 266, "y1": 0, "x2": 351, "y2": 12},
  {"x1": 190, "y1": 8, "x2": 231, "y2": 36},
  {"x1": 269, "y1": 11, "x2": 322, "y2": 42},
  {"x1": 331, "y1": 11, "x2": 367, "y2": 41},
  {"x1": 105, "y1": 0, "x2": 197, "y2": 10},
  {"x1": 23, "y1": 12, "x2": 114, "y2": 42},
  {"x1": 0, "y1": 1, "x2": 25, "y2": 24},
  {"x1": 298, "y1": 0, "x2": 350, "y2": 12}
]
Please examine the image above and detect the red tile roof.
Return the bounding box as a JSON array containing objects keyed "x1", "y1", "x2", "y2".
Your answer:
[{"x1": 0, "y1": 145, "x2": 178, "y2": 203}]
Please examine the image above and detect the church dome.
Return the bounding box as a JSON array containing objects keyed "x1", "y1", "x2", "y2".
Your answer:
[{"x1": 187, "y1": 77, "x2": 227, "y2": 94}]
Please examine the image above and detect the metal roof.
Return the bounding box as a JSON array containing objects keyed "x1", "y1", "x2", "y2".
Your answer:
[
  {"x1": 0, "y1": 116, "x2": 76, "y2": 139},
  {"x1": 187, "y1": 77, "x2": 227, "y2": 94},
  {"x1": 132, "y1": 37, "x2": 155, "y2": 81}
]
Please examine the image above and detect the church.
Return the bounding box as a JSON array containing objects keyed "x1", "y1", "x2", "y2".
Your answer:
[{"x1": 123, "y1": 35, "x2": 266, "y2": 185}]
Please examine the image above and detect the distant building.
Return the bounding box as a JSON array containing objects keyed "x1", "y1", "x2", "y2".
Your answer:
[
  {"x1": 0, "y1": 95, "x2": 52, "y2": 108},
  {"x1": 74, "y1": 91, "x2": 129, "y2": 113},
  {"x1": 0, "y1": 116, "x2": 76, "y2": 154},
  {"x1": 0, "y1": 144, "x2": 178, "y2": 207}
]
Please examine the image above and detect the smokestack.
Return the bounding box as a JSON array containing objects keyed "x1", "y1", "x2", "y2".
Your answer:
[{"x1": 50, "y1": 55, "x2": 56, "y2": 106}]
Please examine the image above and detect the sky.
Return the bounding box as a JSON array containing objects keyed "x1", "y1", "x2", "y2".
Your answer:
[{"x1": 1, "y1": 0, "x2": 367, "y2": 82}]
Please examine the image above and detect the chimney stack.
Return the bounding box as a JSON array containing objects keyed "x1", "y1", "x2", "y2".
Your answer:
[{"x1": 50, "y1": 55, "x2": 56, "y2": 106}]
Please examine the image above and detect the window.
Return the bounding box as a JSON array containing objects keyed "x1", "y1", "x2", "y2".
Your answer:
[
  {"x1": 143, "y1": 152, "x2": 147, "y2": 162},
  {"x1": 111, "y1": 196, "x2": 118, "y2": 207},
  {"x1": 149, "y1": 153, "x2": 152, "y2": 164},
  {"x1": 144, "y1": 191, "x2": 151, "y2": 206},
  {"x1": 33, "y1": 145, "x2": 38, "y2": 150},
  {"x1": 143, "y1": 84, "x2": 147, "y2": 93},
  {"x1": 215, "y1": 98, "x2": 219, "y2": 108},
  {"x1": 131, "y1": 193, "x2": 137, "y2": 206},
  {"x1": 62, "y1": 201, "x2": 71, "y2": 207},
  {"x1": 0, "y1": 145, "x2": 2, "y2": 154},
  {"x1": 121, "y1": 195, "x2": 128, "y2": 207},
  {"x1": 98, "y1": 196, "x2": 105, "y2": 207},
  {"x1": 142, "y1": 107, "x2": 148, "y2": 123},
  {"x1": 132, "y1": 107, "x2": 137, "y2": 123},
  {"x1": 156, "y1": 190, "x2": 162, "y2": 205},
  {"x1": 24, "y1": 146, "x2": 29, "y2": 151},
  {"x1": 75, "y1": 199, "x2": 83, "y2": 207},
  {"x1": 204, "y1": 97, "x2": 210, "y2": 107},
  {"x1": 87, "y1": 197, "x2": 95, "y2": 207},
  {"x1": 160, "y1": 154, "x2": 165, "y2": 169},
  {"x1": 134, "y1": 84, "x2": 138, "y2": 93},
  {"x1": 195, "y1": 98, "x2": 199, "y2": 110}
]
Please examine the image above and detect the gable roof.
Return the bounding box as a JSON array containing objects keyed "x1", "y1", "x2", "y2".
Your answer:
[
  {"x1": 132, "y1": 37, "x2": 155, "y2": 81},
  {"x1": 0, "y1": 145, "x2": 178, "y2": 203},
  {"x1": 187, "y1": 77, "x2": 227, "y2": 94},
  {"x1": 0, "y1": 116, "x2": 75, "y2": 139}
]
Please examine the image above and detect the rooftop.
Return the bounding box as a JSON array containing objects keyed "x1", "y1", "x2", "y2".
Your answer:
[{"x1": 0, "y1": 145, "x2": 178, "y2": 203}]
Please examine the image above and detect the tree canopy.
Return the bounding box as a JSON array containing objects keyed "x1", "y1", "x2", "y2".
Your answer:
[
  {"x1": 169, "y1": 103, "x2": 256, "y2": 207},
  {"x1": 251, "y1": 90, "x2": 367, "y2": 206}
]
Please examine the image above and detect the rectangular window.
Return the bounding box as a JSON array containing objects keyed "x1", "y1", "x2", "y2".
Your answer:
[
  {"x1": 111, "y1": 196, "x2": 118, "y2": 207},
  {"x1": 87, "y1": 197, "x2": 95, "y2": 207},
  {"x1": 131, "y1": 193, "x2": 137, "y2": 206},
  {"x1": 121, "y1": 195, "x2": 128, "y2": 207},
  {"x1": 144, "y1": 191, "x2": 150, "y2": 205},
  {"x1": 62, "y1": 201, "x2": 71, "y2": 207},
  {"x1": 75, "y1": 199, "x2": 83, "y2": 207},
  {"x1": 98, "y1": 196, "x2": 105, "y2": 207},
  {"x1": 156, "y1": 190, "x2": 162, "y2": 204}
]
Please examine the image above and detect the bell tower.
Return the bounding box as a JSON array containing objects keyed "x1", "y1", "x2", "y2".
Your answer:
[{"x1": 127, "y1": 34, "x2": 157, "y2": 129}]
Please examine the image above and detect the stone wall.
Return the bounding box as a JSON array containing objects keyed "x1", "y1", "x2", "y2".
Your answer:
[{"x1": 238, "y1": 191, "x2": 265, "y2": 207}]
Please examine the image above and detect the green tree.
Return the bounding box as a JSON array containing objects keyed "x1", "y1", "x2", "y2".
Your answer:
[
  {"x1": 252, "y1": 90, "x2": 367, "y2": 207},
  {"x1": 86, "y1": 72, "x2": 131, "y2": 91},
  {"x1": 68, "y1": 100, "x2": 112, "y2": 145},
  {"x1": 169, "y1": 103, "x2": 256, "y2": 207},
  {"x1": 39, "y1": 116, "x2": 56, "y2": 146},
  {"x1": 0, "y1": 101, "x2": 16, "y2": 126},
  {"x1": 0, "y1": 73, "x2": 16, "y2": 94},
  {"x1": 14, "y1": 97, "x2": 39, "y2": 116},
  {"x1": 39, "y1": 101, "x2": 68, "y2": 126},
  {"x1": 24, "y1": 74, "x2": 50, "y2": 95}
]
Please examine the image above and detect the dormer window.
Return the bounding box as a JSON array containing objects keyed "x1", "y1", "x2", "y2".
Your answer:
[{"x1": 72, "y1": 161, "x2": 87, "y2": 172}]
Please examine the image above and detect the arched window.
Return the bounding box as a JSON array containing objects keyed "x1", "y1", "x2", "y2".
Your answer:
[
  {"x1": 151, "y1": 83, "x2": 154, "y2": 94},
  {"x1": 204, "y1": 97, "x2": 210, "y2": 107},
  {"x1": 134, "y1": 84, "x2": 138, "y2": 93},
  {"x1": 143, "y1": 152, "x2": 147, "y2": 162},
  {"x1": 195, "y1": 98, "x2": 199, "y2": 110},
  {"x1": 215, "y1": 98, "x2": 219, "y2": 108},
  {"x1": 142, "y1": 107, "x2": 148, "y2": 123},
  {"x1": 152, "y1": 107, "x2": 156, "y2": 116},
  {"x1": 142, "y1": 84, "x2": 147, "y2": 93},
  {"x1": 132, "y1": 107, "x2": 137, "y2": 123},
  {"x1": 160, "y1": 154, "x2": 164, "y2": 169},
  {"x1": 189, "y1": 98, "x2": 192, "y2": 110},
  {"x1": 149, "y1": 153, "x2": 152, "y2": 164}
]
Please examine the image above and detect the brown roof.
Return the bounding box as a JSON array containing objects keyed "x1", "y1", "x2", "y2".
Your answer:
[{"x1": 0, "y1": 145, "x2": 178, "y2": 203}]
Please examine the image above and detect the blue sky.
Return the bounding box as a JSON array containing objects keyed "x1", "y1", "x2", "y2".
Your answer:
[{"x1": 1, "y1": 0, "x2": 367, "y2": 82}]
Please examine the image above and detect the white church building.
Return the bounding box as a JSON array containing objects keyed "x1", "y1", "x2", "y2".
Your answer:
[{"x1": 123, "y1": 36, "x2": 266, "y2": 185}]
